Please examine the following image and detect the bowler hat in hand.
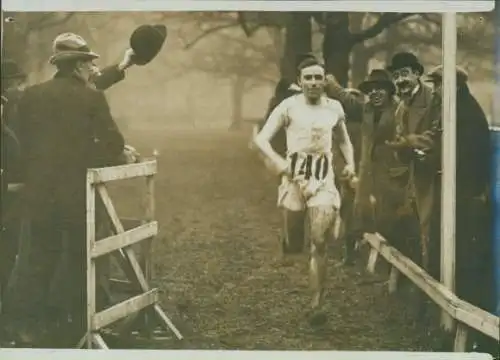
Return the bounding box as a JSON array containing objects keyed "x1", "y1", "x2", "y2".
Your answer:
[
  {"x1": 358, "y1": 69, "x2": 396, "y2": 95},
  {"x1": 129, "y1": 24, "x2": 167, "y2": 66},
  {"x1": 386, "y1": 51, "x2": 424, "y2": 75}
]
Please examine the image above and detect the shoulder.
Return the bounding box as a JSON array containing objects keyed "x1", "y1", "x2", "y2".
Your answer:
[
  {"x1": 420, "y1": 83, "x2": 435, "y2": 102},
  {"x1": 324, "y1": 96, "x2": 343, "y2": 108},
  {"x1": 324, "y1": 97, "x2": 345, "y2": 115},
  {"x1": 278, "y1": 93, "x2": 301, "y2": 110}
]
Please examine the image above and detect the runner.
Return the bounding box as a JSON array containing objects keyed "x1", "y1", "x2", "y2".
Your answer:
[{"x1": 253, "y1": 57, "x2": 356, "y2": 322}]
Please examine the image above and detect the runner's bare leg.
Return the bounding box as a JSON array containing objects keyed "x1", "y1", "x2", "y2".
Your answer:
[
  {"x1": 282, "y1": 209, "x2": 306, "y2": 254},
  {"x1": 308, "y1": 205, "x2": 337, "y2": 309}
]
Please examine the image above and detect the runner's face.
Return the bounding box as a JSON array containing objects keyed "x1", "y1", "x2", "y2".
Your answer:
[{"x1": 299, "y1": 65, "x2": 325, "y2": 102}]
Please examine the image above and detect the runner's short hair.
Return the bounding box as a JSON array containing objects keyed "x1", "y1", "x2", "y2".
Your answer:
[{"x1": 297, "y1": 57, "x2": 324, "y2": 74}]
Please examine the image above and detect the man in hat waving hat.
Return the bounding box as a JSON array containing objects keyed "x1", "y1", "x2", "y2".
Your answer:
[
  {"x1": 326, "y1": 69, "x2": 408, "y2": 265},
  {"x1": 385, "y1": 51, "x2": 442, "y2": 284},
  {"x1": 0, "y1": 32, "x2": 127, "y2": 347}
]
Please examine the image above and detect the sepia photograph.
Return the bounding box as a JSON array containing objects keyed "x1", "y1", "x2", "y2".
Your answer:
[{"x1": 0, "y1": 6, "x2": 498, "y2": 358}]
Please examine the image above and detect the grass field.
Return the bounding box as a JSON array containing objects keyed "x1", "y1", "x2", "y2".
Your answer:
[{"x1": 105, "y1": 127, "x2": 444, "y2": 351}]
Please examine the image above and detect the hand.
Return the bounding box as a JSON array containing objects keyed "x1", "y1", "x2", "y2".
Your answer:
[
  {"x1": 340, "y1": 163, "x2": 355, "y2": 180},
  {"x1": 405, "y1": 134, "x2": 422, "y2": 148},
  {"x1": 325, "y1": 74, "x2": 340, "y2": 86},
  {"x1": 386, "y1": 135, "x2": 409, "y2": 149},
  {"x1": 349, "y1": 175, "x2": 359, "y2": 191},
  {"x1": 118, "y1": 48, "x2": 136, "y2": 71},
  {"x1": 123, "y1": 144, "x2": 141, "y2": 164}
]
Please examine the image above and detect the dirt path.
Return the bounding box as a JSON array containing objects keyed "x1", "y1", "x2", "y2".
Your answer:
[{"x1": 112, "y1": 128, "x2": 439, "y2": 351}]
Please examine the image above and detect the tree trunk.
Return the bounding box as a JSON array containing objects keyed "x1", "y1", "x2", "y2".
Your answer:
[
  {"x1": 280, "y1": 12, "x2": 312, "y2": 83},
  {"x1": 229, "y1": 76, "x2": 246, "y2": 131},
  {"x1": 349, "y1": 13, "x2": 369, "y2": 87},
  {"x1": 384, "y1": 24, "x2": 399, "y2": 65},
  {"x1": 351, "y1": 46, "x2": 370, "y2": 87},
  {"x1": 323, "y1": 13, "x2": 354, "y2": 87}
]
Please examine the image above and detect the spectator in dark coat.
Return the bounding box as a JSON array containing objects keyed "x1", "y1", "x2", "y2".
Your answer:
[
  {"x1": 1, "y1": 95, "x2": 22, "y2": 304},
  {"x1": 0, "y1": 32, "x2": 126, "y2": 347},
  {"x1": 426, "y1": 65, "x2": 494, "y2": 353},
  {"x1": 0, "y1": 52, "x2": 136, "y2": 322}
]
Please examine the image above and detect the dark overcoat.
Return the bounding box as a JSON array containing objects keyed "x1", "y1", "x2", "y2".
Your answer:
[
  {"x1": 393, "y1": 82, "x2": 442, "y2": 234},
  {"x1": 326, "y1": 80, "x2": 407, "y2": 235},
  {"x1": 15, "y1": 72, "x2": 125, "y2": 224}
]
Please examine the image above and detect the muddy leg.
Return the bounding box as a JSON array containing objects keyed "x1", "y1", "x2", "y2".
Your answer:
[
  {"x1": 282, "y1": 209, "x2": 306, "y2": 255},
  {"x1": 307, "y1": 205, "x2": 337, "y2": 310}
]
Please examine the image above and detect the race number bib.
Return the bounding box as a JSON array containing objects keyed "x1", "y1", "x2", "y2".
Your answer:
[{"x1": 288, "y1": 152, "x2": 330, "y2": 182}]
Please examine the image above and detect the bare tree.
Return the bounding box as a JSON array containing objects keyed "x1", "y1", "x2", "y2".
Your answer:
[
  {"x1": 2, "y1": 12, "x2": 75, "y2": 77},
  {"x1": 318, "y1": 12, "x2": 415, "y2": 86}
]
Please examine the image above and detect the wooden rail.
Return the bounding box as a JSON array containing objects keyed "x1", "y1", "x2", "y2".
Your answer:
[
  {"x1": 78, "y1": 159, "x2": 183, "y2": 349},
  {"x1": 364, "y1": 232, "x2": 499, "y2": 352}
]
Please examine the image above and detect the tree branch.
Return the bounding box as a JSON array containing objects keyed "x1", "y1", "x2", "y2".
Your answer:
[
  {"x1": 351, "y1": 13, "x2": 415, "y2": 43},
  {"x1": 419, "y1": 13, "x2": 440, "y2": 25},
  {"x1": 183, "y1": 22, "x2": 240, "y2": 49},
  {"x1": 237, "y1": 12, "x2": 258, "y2": 37},
  {"x1": 28, "y1": 13, "x2": 75, "y2": 31}
]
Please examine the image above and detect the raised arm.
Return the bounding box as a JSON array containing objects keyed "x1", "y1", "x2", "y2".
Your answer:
[
  {"x1": 325, "y1": 74, "x2": 364, "y2": 117},
  {"x1": 253, "y1": 100, "x2": 289, "y2": 175}
]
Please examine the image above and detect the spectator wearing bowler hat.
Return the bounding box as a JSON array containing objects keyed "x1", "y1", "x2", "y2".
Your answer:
[
  {"x1": 0, "y1": 32, "x2": 127, "y2": 347},
  {"x1": 385, "y1": 51, "x2": 442, "y2": 287},
  {"x1": 326, "y1": 69, "x2": 408, "y2": 265},
  {"x1": 426, "y1": 65, "x2": 494, "y2": 353}
]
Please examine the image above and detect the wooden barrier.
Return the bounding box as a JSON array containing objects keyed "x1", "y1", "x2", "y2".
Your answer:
[
  {"x1": 78, "y1": 159, "x2": 183, "y2": 349},
  {"x1": 363, "y1": 232, "x2": 500, "y2": 352}
]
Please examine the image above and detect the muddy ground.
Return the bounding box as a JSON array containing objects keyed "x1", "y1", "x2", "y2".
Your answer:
[{"x1": 106, "y1": 128, "x2": 445, "y2": 351}]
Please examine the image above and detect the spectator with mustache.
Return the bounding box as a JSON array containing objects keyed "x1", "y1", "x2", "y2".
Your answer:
[
  {"x1": 326, "y1": 69, "x2": 408, "y2": 265},
  {"x1": 385, "y1": 52, "x2": 442, "y2": 295}
]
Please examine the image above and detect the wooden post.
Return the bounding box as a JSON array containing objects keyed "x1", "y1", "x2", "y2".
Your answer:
[
  {"x1": 440, "y1": 12, "x2": 457, "y2": 332},
  {"x1": 142, "y1": 155, "x2": 156, "y2": 336},
  {"x1": 86, "y1": 172, "x2": 97, "y2": 348}
]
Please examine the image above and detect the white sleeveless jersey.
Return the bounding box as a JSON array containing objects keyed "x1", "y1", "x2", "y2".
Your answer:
[{"x1": 268, "y1": 93, "x2": 345, "y2": 184}]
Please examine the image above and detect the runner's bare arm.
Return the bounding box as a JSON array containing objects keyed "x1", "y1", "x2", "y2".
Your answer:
[
  {"x1": 333, "y1": 115, "x2": 355, "y2": 172},
  {"x1": 253, "y1": 101, "x2": 289, "y2": 175}
]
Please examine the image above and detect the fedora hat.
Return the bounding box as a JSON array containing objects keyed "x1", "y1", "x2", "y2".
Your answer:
[
  {"x1": 386, "y1": 51, "x2": 424, "y2": 75},
  {"x1": 358, "y1": 69, "x2": 396, "y2": 95},
  {"x1": 425, "y1": 64, "x2": 468, "y2": 84},
  {"x1": 2, "y1": 59, "x2": 26, "y2": 80},
  {"x1": 129, "y1": 24, "x2": 167, "y2": 66},
  {"x1": 49, "y1": 33, "x2": 100, "y2": 65}
]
